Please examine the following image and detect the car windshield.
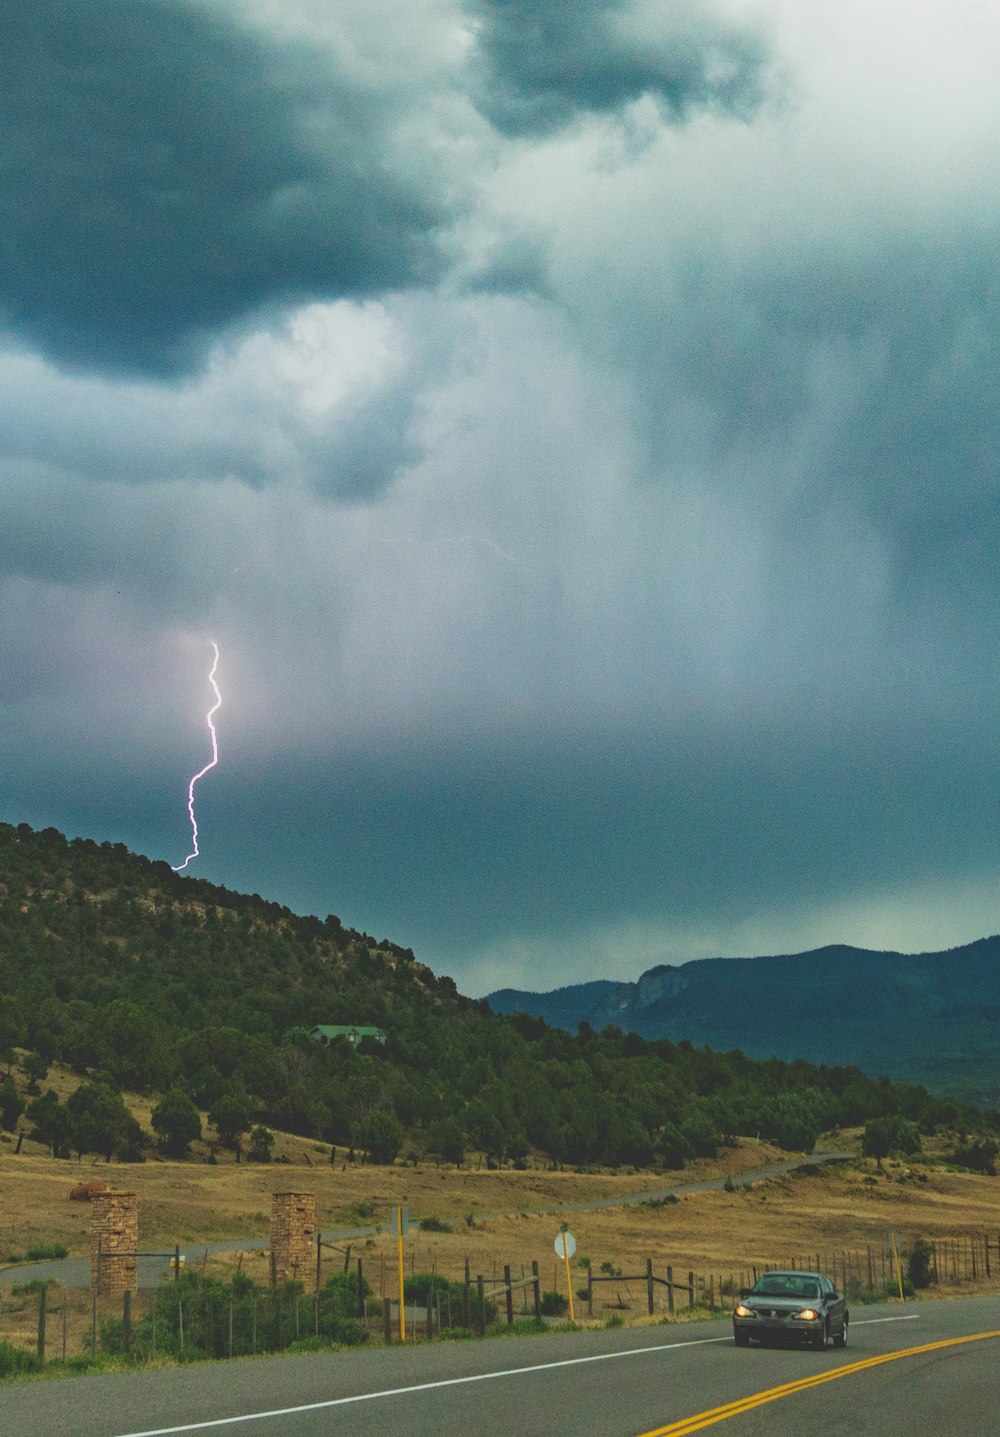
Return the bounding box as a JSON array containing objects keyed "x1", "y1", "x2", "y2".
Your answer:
[{"x1": 751, "y1": 1275, "x2": 821, "y2": 1300}]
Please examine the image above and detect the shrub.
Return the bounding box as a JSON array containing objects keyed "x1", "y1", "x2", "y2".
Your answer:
[
  {"x1": 949, "y1": 1140, "x2": 998, "y2": 1175},
  {"x1": 11, "y1": 1279, "x2": 56, "y2": 1297},
  {"x1": 419, "y1": 1217, "x2": 452, "y2": 1233},
  {"x1": 246, "y1": 1125, "x2": 274, "y2": 1163},
  {"x1": 25, "y1": 1242, "x2": 68, "y2": 1261},
  {"x1": 286, "y1": 1335, "x2": 329, "y2": 1353},
  {"x1": 318, "y1": 1269, "x2": 369, "y2": 1334},
  {"x1": 0, "y1": 1341, "x2": 42, "y2": 1378},
  {"x1": 540, "y1": 1290, "x2": 568, "y2": 1316},
  {"x1": 907, "y1": 1237, "x2": 935, "y2": 1290},
  {"x1": 327, "y1": 1317, "x2": 368, "y2": 1347}
]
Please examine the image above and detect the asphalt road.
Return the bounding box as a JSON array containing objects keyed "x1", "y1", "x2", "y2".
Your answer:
[{"x1": 5, "y1": 1294, "x2": 1000, "y2": 1437}]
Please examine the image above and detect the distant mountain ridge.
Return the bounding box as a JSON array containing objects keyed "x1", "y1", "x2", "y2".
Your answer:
[{"x1": 487, "y1": 938, "x2": 1000, "y2": 1107}]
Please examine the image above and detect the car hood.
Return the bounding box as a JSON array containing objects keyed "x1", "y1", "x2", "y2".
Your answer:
[{"x1": 745, "y1": 1296, "x2": 815, "y2": 1312}]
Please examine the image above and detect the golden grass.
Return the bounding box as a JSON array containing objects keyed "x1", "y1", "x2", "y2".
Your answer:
[{"x1": 3, "y1": 1060, "x2": 999, "y2": 1348}]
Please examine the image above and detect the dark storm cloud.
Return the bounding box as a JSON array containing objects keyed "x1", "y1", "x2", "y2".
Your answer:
[
  {"x1": 578, "y1": 220, "x2": 1000, "y2": 616},
  {"x1": 0, "y1": 0, "x2": 445, "y2": 376},
  {"x1": 466, "y1": 0, "x2": 772, "y2": 136},
  {"x1": 19, "y1": 707, "x2": 1000, "y2": 973}
]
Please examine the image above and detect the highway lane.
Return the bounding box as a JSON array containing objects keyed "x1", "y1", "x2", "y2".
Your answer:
[{"x1": 4, "y1": 1295, "x2": 999, "y2": 1437}]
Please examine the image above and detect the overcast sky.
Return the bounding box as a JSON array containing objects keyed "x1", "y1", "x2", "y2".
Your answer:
[{"x1": 4, "y1": 0, "x2": 1000, "y2": 995}]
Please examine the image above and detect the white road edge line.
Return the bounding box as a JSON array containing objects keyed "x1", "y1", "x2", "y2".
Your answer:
[{"x1": 113, "y1": 1316, "x2": 922, "y2": 1437}]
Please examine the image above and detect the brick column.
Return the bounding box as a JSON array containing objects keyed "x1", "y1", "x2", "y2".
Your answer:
[
  {"x1": 90, "y1": 1191, "x2": 138, "y2": 1296},
  {"x1": 270, "y1": 1191, "x2": 316, "y2": 1291}
]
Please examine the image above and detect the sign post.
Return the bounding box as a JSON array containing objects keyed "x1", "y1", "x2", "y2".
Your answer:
[
  {"x1": 890, "y1": 1231, "x2": 905, "y2": 1302},
  {"x1": 394, "y1": 1206, "x2": 409, "y2": 1340},
  {"x1": 555, "y1": 1226, "x2": 576, "y2": 1323}
]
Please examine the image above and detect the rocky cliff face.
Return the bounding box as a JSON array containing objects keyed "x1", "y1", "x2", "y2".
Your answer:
[{"x1": 587, "y1": 965, "x2": 690, "y2": 1028}]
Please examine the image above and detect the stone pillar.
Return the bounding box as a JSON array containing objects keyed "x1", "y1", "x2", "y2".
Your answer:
[
  {"x1": 90, "y1": 1191, "x2": 138, "y2": 1296},
  {"x1": 270, "y1": 1191, "x2": 316, "y2": 1291}
]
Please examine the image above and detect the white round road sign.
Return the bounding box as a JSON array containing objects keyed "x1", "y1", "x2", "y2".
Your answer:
[{"x1": 554, "y1": 1230, "x2": 576, "y2": 1260}]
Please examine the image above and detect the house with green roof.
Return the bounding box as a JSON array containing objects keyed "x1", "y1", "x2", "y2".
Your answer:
[{"x1": 309, "y1": 1024, "x2": 387, "y2": 1048}]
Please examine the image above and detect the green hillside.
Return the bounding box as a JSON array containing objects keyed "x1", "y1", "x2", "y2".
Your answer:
[
  {"x1": 489, "y1": 939, "x2": 1000, "y2": 1108},
  {"x1": 0, "y1": 822, "x2": 993, "y2": 1168}
]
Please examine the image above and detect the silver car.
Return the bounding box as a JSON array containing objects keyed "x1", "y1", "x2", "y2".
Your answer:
[{"x1": 733, "y1": 1270, "x2": 849, "y2": 1349}]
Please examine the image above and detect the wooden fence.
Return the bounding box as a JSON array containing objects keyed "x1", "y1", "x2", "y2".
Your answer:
[{"x1": 5, "y1": 1230, "x2": 1000, "y2": 1361}]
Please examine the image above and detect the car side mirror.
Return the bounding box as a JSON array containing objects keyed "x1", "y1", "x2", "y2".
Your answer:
[{"x1": 738, "y1": 1288, "x2": 750, "y2": 1299}]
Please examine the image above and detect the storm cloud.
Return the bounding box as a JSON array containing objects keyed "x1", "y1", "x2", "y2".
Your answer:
[
  {"x1": 466, "y1": 0, "x2": 772, "y2": 135},
  {"x1": 0, "y1": 0, "x2": 447, "y2": 374},
  {"x1": 3, "y1": 0, "x2": 1000, "y2": 997}
]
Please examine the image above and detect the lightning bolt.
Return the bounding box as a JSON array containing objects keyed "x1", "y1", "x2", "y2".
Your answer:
[{"x1": 172, "y1": 641, "x2": 221, "y2": 873}]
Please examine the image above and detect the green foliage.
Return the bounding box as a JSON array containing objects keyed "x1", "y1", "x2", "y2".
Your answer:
[
  {"x1": 26, "y1": 1090, "x2": 72, "y2": 1157},
  {"x1": 151, "y1": 1089, "x2": 201, "y2": 1156},
  {"x1": 540, "y1": 1290, "x2": 568, "y2": 1315},
  {"x1": 0, "y1": 1077, "x2": 25, "y2": 1132},
  {"x1": 208, "y1": 1093, "x2": 251, "y2": 1149},
  {"x1": 0, "y1": 820, "x2": 992, "y2": 1179},
  {"x1": 67, "y1": 1078, "x2": 144, "y2": 1160},
  {"x1": 862, "y1": 1115, "x2": 922, "y2": 1167},
  {"x1": 317, "y1": 1270, "x2": 370, "y2": 1345},
  {"x1": 418, "y1": 1217, "x2": 452, "y2": 1233},
  {"x1": 907, "y1": 1236, "x2": 934, "y2": 1289},
  {"x1": 21, "y1": 1051, "x2": 48, "y2": 1093},
  {"x1": 0, "y1": 1340, "x2": 42, "y2": 1378},
  {"x1": 24, "y1": 1242, "x2": 67, "y2": 1261},
  {"x1": 949, "y1": 1139, "x2": 997, "y2": 1174},
  {"x1": 246, "y1": 1125, "x2": 274, "y2": 1162},
  {"x1": 355, "y1": 1109, "x2": 403, "y2": 1164}
]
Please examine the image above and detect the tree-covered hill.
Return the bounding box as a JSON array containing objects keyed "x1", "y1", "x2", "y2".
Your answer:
[
  {"x1": 487, "y1": 939, "x2": 1000, "y2": 1107},
  {"x1": 0, "y1": 822, "x2": 994, "y2": 1168}
]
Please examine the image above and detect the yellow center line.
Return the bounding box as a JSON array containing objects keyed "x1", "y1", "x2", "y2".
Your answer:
[{"x1": 637, "y1": 1329, "x2": 1000, "y2": 1436}]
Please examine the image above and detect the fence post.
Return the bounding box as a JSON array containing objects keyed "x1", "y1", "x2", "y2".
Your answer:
[
  {"x1": 122, "y1": 1290, "x2": 132, "y2": 1355},
  {"x1": 504, "y1": 1265, "x2": 514, "y2": 1326},
  {"x1": 646, "y1": 1259, "x2": 654, "y2": 1316},
  {"x1": 358, "y1": 1258, "x2": 365, "y2": 1319},
  {"x1": 252, "y1": 1297, "x2": 257, "y2": 1355},
  {"x1": 178, "y1": 1300, "x2": 184, "y2": 1351},
  {"x1": 316, "y1": 1232, "x2": 322, "y2": 1293},
  {"x1": 37, "y1": 1283, "x2": 47, "y2": 1362},
  {"x1": 588, "y1": 1266, "x2": 593, "y2": 1318},
  {"x1": 91, "y1": 1288, "x2": 97, "y2": 1355},
  {"x1": 174, "y1": 1244, "x2": 181, "y2": 1282},
  {"x1": 463, "y1": 1259, "x2": 471, "y2": 1329},
  {"x1": 532, "y1": 1261, "x2": 541, "y2": 1321},
  {"x1": 477, "y1": 1275, "x2": 486, "y2": 1335},
  {"x1": 688, "y1": 1272, "x2": 695, "y2": 1309},
  {"x1": 229, "y1": 1299, "x2": 234, "y2": 1359},
  {"x1": 426, "y1": 1292, "x2": 434, "y2": 1341},
  {"x1": 667, "y1": 1266, "x2": 674, "y2": 1316}
]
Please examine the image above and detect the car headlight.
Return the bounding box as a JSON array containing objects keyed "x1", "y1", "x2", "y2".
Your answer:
[
  {"x1": 795, "y1": 1309, "x2": 820, "y2": 1321},
  {"x1": 734, "y1": 1304, "x2": 753, "y2": 1318}
]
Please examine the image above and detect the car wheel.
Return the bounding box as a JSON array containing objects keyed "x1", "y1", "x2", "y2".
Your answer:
[
  {"x1": 833, "y1": 1317, "x2": 848, "y2": 1349},
  {"x1": 734, "y1": 1330, "x2": 750, "y2": 1347},
  {"x1": 810, "y1": 1322, "x2": 828, "y2": 1350}
]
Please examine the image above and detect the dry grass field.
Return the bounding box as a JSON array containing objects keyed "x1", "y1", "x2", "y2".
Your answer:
[
  {"x1": 3, "y1": 1062, "x2": 1000, "y2": 1360},
  {"x1": 2, "y1": 1139, "x2": 999, "y2": 1361},
  {"x1": 3, "y1": 1131, "x2": 999, "y2": 1295}
]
